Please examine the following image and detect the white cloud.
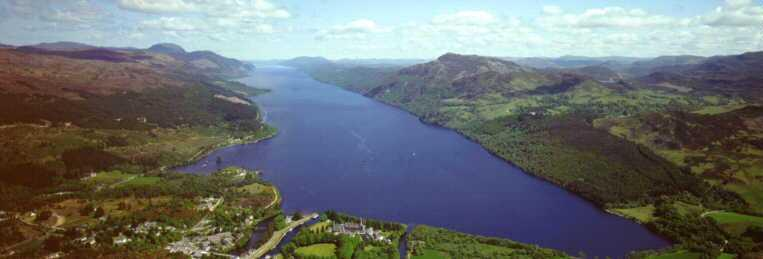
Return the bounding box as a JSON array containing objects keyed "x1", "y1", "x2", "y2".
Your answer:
[
  {"x1": 701, "y1": 0, "x2": 763, "y2": 27},
  {"x1": 255, "y1": 24, "x2": 275, "y2": 33},
  {"x1": 122, "y1": 0, "x2": 288, "y2": 42},
  {"x1": 317, "y1": 19, "x2": 390, "y2": 40},
  {"x1": 117, "y1": 0, "x2": 196, "y2": 14},
  {"x1": 432, "y1": 11, "x2": 497, "y2": 25},
  {"x1": 537, "y1": 7, "x2": 678, "y2": 29},
  {"x1": 41, "y1": 1, "x2": 110, "y2": 27},
  {"x1": 141, "y1": 17, "x2": 199, "y2": 31},
  {"x1": 542, "y1": 5, "x2": 563, "y2": 15},
  {"x1": 1, "y1": 0, "x2": 110, "y2": 28},
  {"x1": 1, "y1": 0, "x2": 761, "y2": 59},
  {"x1": 117, "y1": 0, "x2": 290, "y2": 19},
  {"x1": 335, "y1": 19, "x2": 386, "y2": 34}
]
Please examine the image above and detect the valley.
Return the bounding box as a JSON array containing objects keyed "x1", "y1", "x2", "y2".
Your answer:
[{"x1": 2, "y1": 0, "x2": 761, "y2": 258}]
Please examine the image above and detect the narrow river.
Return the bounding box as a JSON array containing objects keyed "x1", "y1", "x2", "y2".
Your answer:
[{"x1": 179, "y1": 66, "x2": 670, "y2": 258}]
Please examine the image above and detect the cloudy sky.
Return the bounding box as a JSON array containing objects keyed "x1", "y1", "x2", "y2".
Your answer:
[{"x1": 0, "y1": 0, "x2": 761, "y2": 59}]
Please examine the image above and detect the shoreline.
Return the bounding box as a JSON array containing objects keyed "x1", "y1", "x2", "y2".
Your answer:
[
  {"x1": 168, "y1": 124, "x2": 279, "y2": 172},
  {"x1": 297, "y1": 69, "x2": 675, "y2": 246}
]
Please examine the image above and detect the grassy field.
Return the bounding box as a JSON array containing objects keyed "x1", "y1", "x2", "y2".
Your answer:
[
  {"x1": 295, "y1": 243, "x2": 337, "y2": 257},
  {"x1": 237, "y1": 182, "x2": 271, "y2": 194},
  {"x1": 644, "y1": 250, "x2": 736, "y2": 259},
  {"x1": 118, "y1": 175, "x2": 162, "y2": 188},
  {"x1": 610, "y1": 205, "x2": 656, "y2": 223},
  {"x1": 88, "y1": 170, "x2": 133, "y2": 185},
  {"x1": 707, "y1": 211, "x2": 763, "y2": 226},
  {"x1": 408, "y1": 225, "x2": 569, "y2": 259},
  {"x1": 411, "y1": 248, "x2": 451, "y2": 259}
]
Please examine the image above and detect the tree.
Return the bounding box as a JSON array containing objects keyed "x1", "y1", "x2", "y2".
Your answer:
[
  {"x1": 36, "y1": 210, "x2": 52, "y2": 222},
  {"x1": 743, "y1": 226, "x2": 763, "y2": 243},
  {"x1": 293, "y1": 211, "x2": 303, "y2": 221},
  {"x1": 93, "y1": 207, "x2": 105, "y2": 218},
  {"x1": 80, "y1": 204, "x2": 94, "y2": 216},
  {"x1": 43, "y1": 235, "x2": 65, "y2": 251}
]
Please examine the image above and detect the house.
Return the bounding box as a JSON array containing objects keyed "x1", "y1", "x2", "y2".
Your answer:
[
  {"x1": 197, "y1": 197, "x2": 222, "y2": 211},
  {"x1": 77, "y1": 235, "x2": 96, "y2": 246},
  {"x1": 113, "y1": 234, "x2": 131, "y2": 246},
  {"x1": 330, "y1": 222, "x2": 390, "y2": 243},
  {"x1": 134, "y1": 221, "x2": 159, "y2": 234}
]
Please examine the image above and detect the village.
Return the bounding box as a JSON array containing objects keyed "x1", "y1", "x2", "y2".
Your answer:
[
  {"x1": 329, "y1": 221, "x2": 391, "y2": 243},
  {"x1": 0, "y1": 168, "x2": 279, "y2": 258}
]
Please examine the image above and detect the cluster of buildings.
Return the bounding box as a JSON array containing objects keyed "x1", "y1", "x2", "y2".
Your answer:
[
  {"x1": 134, "y1": 221, "x2": 177, "y2": 236},
  {"x1": 165, "y1": 232, "x2": 235, "y2": 258},
  {"x1": 330, "y1": 222, "x2": 390, "y2": 243},
  {"x1": 112, "y1": 234, "x2": 132, "y2": 246},
  {"x1": 197, "y1": 197, "x2": 223, "y2": 212},
  {"x1": 76, "y1": 235, "x2": 96, "y2": 247}
]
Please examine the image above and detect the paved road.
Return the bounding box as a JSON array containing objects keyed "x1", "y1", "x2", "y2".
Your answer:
[{"x1": 241, "y1": 213, "x2": 319, "y2": 259}]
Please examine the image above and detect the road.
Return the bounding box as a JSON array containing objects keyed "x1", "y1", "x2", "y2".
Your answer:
[
  {"x1": 264, "y1": 187, "x2": 280, "y2": 210},
  {"x1": 241, "y1": 213, "x2": 318, "y2": 259}
]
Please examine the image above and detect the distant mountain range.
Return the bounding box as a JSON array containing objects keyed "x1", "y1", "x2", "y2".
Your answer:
[
  {"x1": 288, "y1": 51, "x2": 763, "y2": 100},
  {"x1": 638, "y1": 52, "x2": 763, "y2": 98},
  {"x1": 505, "y1": 55, "x2": 647, "y2": 69},
  {"x1": 5, "y1": 41, "x2": 254, "y2": 79}
]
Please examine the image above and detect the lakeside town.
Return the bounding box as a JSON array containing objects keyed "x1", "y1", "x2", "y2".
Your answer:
[{"x1": 0, "y1": 165, "x2": 407, "y2": 259}]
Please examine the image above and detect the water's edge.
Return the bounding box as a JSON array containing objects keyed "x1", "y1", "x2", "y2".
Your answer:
[
  {"x1": 302, "y1": 69, "x2": 670, "y2": 240},
  {"x1": 179, "y1": 67, "x2": 671, "y2": 257}
]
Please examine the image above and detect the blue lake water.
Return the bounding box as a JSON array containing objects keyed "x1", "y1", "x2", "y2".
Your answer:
[{"x1": 179, "y1": 66, "x2": 670, "y2": 258}]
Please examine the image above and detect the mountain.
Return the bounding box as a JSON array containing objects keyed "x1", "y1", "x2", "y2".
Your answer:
[
  {"x1": 147, "y1": 42, "x2": 187, "y2": 55},
  {"x1": 27, "y1": 41, "x2": 97, "y2": 51},
  {"x1": 0, "y1": 43, "x2": 262, "y2": 129},
  {"x1": 366, "y1": 53, "x2": 581, "y2": 114},
  {"x1": 0, "y1": 41, "x2": 268, "y2": 194},
  {"x1": 334, "y1": 58, "x2": 428, "y2": 68},
  {"x1": 639, "y1": 51, "x2": 763, "y2": 98},
  {"x1": 14, "y1": 42, "x2": 255, "y2": 79},
  {"x1": 0, "y1": 43, "x2": 13, "y2": 48},
  {"x1": 362, "y1": 53, "x2": 719, "y2": 206},
  {"x1": 281, "y1": 56, "x2": 399, "y2": 94},
  {"x1": 507, "y1": 55, "x2": 646, "y2": 69},
  {"x1": 145, "y1": 43, "x2": 255, "y2": 78},
  {"x1": 281, "y1": 56, "x2": 332, "y2": 69},
  {"x1": 626, "y1": 55, "x2": 707, "y2": 76},
  {"x1": 563, "y1": 65, "x2": 624, "y2": 83}
]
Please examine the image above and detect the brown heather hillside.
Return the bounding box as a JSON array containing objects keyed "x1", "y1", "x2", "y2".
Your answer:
[
  {"x1": 0, "y1": 42, "x2": 268, "y2": 192},
  {"x1": 0, "y1": 48, "x2": 187, "y2": 99}
]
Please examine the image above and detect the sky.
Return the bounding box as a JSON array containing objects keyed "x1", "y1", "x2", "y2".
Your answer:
[{"x1": 0, "y1": 0, "x2": 761, "y2": 60}]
